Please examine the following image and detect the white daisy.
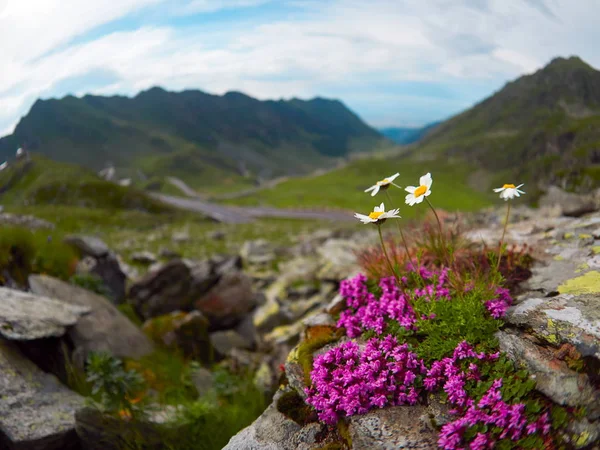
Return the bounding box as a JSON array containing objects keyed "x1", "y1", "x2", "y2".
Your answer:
[
  {"x1": 364, "y1": 172, "x2": 400, "y2": 197},
  {"x1": 0, "y1": 162, "x2": 7, "y2": 171},
  {"x1": 354, "y1": 202, "x2": 401, "y2": 224},
  {"x1": 493, "y1": 183, "x2": 525, "y2": 201},
  {"x1": 405, "y1": 173, "x2": 433, "y2": 206}
]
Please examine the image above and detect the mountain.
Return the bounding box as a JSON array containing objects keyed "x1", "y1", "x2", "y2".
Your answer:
[
  {"x1": 415, "y1": 56, "x2": 600, "y2": 195},
  {"x1": 0, "y1": 88, "x2": 388, "y2": 190},
  {"x1": 379, "y1": 122, "x2": 440, "y2": 145}
]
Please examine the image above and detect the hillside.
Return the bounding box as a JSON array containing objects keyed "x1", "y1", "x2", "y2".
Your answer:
[
  {"x1": 379, "y1": 122, "x2": 440, "y2": 145},
  {"x1": 0, "y1": 89, "x2": 389, "y2": 190},
  {"x1": 415, "y1": 56, "x2": 600, "y2": 195}
]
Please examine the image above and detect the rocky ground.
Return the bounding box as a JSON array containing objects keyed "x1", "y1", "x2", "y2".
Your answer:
[{"x1": 0, "y1": 187, "x2": 599, "y2": 449}]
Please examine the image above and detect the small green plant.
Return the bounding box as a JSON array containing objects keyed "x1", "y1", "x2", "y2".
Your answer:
[
  {"x1": 70, "y1": 273, "x2": 112, "y2": 297},
  {"x1": 86, "y1": 352, "x2": 146, "y2": 417}
]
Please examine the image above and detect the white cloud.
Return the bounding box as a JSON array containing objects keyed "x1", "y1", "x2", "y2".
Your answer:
[{"x1": 0, "y1": 0, "x2": 599, "y2": 133}]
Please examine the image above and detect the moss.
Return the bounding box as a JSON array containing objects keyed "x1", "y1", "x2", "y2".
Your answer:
[
  {"x1": 564, "y1": 232, "x2": 574, "y2": 239},
  {"x1": 553, "y1": 255, "x2": 564, "y2": 261},
  {"x1": 558, "y1": 270, "x2": 600, "y2": 294},
  {"x1": 593, "y1": 246, "x2": 600, "y2": 254},
  {"x1": 294, "y1": 326, "x2": 343, "y2": 382},
  {"x1": 276, "y1": 390, "x2": 316, "y2": 425},
  {"x1": 578, "y1": 233, "x2": 592, "y2": 239}
]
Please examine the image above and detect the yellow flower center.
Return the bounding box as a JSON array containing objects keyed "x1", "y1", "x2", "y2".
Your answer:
[
  {"x1": 503, "y1": 184, "x2": 516, "y2": 189},
  {"x1": 414, "y1": 185, "x2": 427, "y2": 198},
  {"x1": 377, "y1": 178, "x2": 389, "y2": 185},
  {"x1": 369, "y1": 211, "x2": 384, "y2": 220}
]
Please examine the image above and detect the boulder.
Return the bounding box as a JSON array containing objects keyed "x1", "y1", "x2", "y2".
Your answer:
[
  {"x1": 539, "y1": 186, "x2": 598, "y2": 217},
  {"x1": 240, "y1": 239, "x2": 276, "y2": 265},
  {"x1": 143, "y1": 310, "x2": 212, "y2": 362},
  {"x1": 64, "y1": 234, "x2": 126, "y2": 303},
  {"x1": 29, "y1": 275, "x2": 154, "y2": 368},
  {"x1": 0, "y1": 212, "x2": 54, "y2": 230},
  {"x1": 347, "y1": 406, "x2": 439, "y2": 449},
  {"x1": 0, "y1": 340, "x2": 84, "y2": 450},
  {"x1": 130, "y1": 251, "x2": 157, "y2": 265},
  {"x1": 194, "y1": 270, "x2": 256, "y2": 329},
  {"x1": 129, "y1": 259, "x2": 218, "y2": 320},
  {"x1": 0, "y1": 286, "x2": 89, "y2": 340},
  {"x1": 498, "y1": 330, "x2": 600, "y2": 418},
  {"x1": 210, "y1": 330, "x2": 253, "y2": 357}
]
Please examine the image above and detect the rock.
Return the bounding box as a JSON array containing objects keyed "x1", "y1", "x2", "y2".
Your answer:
[
  {"x1": 172, "y1": 230, "x2": 190, "y2": 243},
  {"x1": 240, "y1": 239, "x2": 276, "y2": 265},
  {"x1": 75, "y1": 406, "x2": 177, "y2": 450},
  {"x1": 208, "y1": 230, "x2": 226, "y2": 240},
  {"x1": 64, "y1": 235, "x2": 126, "y2": 303},
  {"x1": 566, "y1": 418, "x2": 600, "y2": 449},
  {"x1": 253, "y1": 298, "x2": 289, "y2": 333},
  {"x1": 158, "y1": 247, "x2": 181, "y2": 259},
  {"x1": 539, "y1": 186, "x2": 598, "y2": 217},
  {"x1": 29, "y1": 275, "x2": 154, "y2": 368},
  {"x1": 506, "y1": 293, "x2": 600, "y2": 359},
  {"x1": 212, "y1": 254, "x2": 243, "y2": 277},
  {"x1": 264, "y1": 321, "x2": 304, "y2": 347},
  {"x1": 64, "y1": 235, "x2": 110, "y2": 258},
  {"x1": 316, "y1": 238, "x2": 362, "y2": 281},
  {"x1": 0, "y1": 286, "x2": 89, "y2": 340},
  {"x1": 210, "y1": 329, "x2": 253, "y2": 357},
  {"x1": 129, "y1": 259, "x2": 218, "y2": 320},
  {"x1": 0, "y1": 212, "x2": 54, "y2": 230},
  {"x1": 143, "y1": 310, "x2": 212, "y2": 362},
  {"x1": 326, "y1": 293, "x2": 347, "y2": 315},
  {"x1": 497, "y1": 330, "x2": 600, "y2": 418},
  {"x1": 0, "y1": 340, "x2": 84, "y2": 450},
  {"x1": 348, "y1": 406, "x2": 439, "y2": 449},
  {"x1": 254, "y1": 361, "x2": 276, "y2": 395},
  {"x1": 191, "y1": 367, "x2": 214, "y2": 397},
  {"x1": 223, "y1": 390, "x2": 322, "y2": 450},
  {"x1": 194, "y1": 270, "x2": 256, "y2": 329},
  {"x1": 130, "y1": 251, "x2": 157, "y2": 265}
]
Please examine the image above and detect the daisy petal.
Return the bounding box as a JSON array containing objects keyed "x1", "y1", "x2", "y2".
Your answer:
[{"x1": 405, "y1": 186, "x2": 416, "y2": 194}]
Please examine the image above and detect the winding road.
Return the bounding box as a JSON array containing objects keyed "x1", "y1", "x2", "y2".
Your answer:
[{"x1": 153, "y1": 179, "x2": 355, "y2": 224}]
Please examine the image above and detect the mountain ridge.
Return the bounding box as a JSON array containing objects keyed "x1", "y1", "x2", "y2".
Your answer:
[{"x1": 0, "y1": 87, "x2": 388, "y2": 189}]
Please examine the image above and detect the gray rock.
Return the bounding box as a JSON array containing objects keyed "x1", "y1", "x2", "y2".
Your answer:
[
  {"x1": 194, "y1": 270, "x2": 256, "y2": 328},
  {"x1": 65, "y1": 235, "x2": 127, "y2": 303},
  {"x1": 210, "y1": 330, "x2": 253, "y2": 356},
  {"x1": 64, "y1": 235, "x2": 110, "y2": 258},
  {"x1": 0, "y1": 212, "x2": 54, "y2": 230},
  {"x1": 191, "y1": 367, "x2": 214, "y2": 397},
  {"x1": 497, "y1": 330, "x2": 600, "y2": 418},
  {"x1": 130, "y1": 251, "x2": 157, "y2": 265},
  {"x1": 506, "y1": 293, "x2": 600, "y2": 359},
  {"x1": 317, "y1": 239, "x2": 362, "y2": 281},
  {"x1": 240, "y1": 239, "x2": 276, "y2": 265},
  {"x1": 539, "y1": 186, "x2": 598, "y2": 217},
  {"x1": 129, "y1": 259, "x2": 218, "y2": 320},
  {"x1": 0, "y1": 287, "x2": 89, "y2": 340},
  {"x1": 158, "y1": 247, "x2": 181, "y2": 259},
  {"x1": 29, "y1": 275, "x2": 154, "y2": 368},
  {"x1": 348, "y1": 406, "x2": 439, "y2": 449},
  {"x1": 172, "y1": 230, "x2": 190, "y2": 243},
  {"x1": 223, "y1": 390, "x2": 323, "y2": 450},
  {"x1": 566, "y1": 418, "x2": 600, "y2": 449},
  {"x1": 0, "y1": 340, "x2": 84, "y2": 449}
]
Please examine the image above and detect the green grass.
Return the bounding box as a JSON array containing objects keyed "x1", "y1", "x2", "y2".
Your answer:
[{"x1": 222, "y1": 157, "x2": 493, "y2": 217}]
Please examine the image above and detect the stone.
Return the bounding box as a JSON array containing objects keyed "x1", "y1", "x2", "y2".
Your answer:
[
  {"x1": 191, "y1": 367, "x2": 214, "y2": 397},
  {"x1": 253, "y1": 298, "x2": 289, "y2": 333},
  {"x1": 208, "y1": 230, "x2": 226, "y2": 240},
  {"x1": 254, "y1": 362, "x2": 276, "y2": 395},
  {"x1": 223, "y1": 390, "x2": 320, "y2": 450},
  {"x1": 64, "y1": 235, "x2": 110, "y2": 258},
  {"x1": 194, "y1": 270, "x2": 256, "y2": 329},
  {"x1": 316, "y1": 238, "x2": 362, "y2": 281},
  {"x1": 0, "y1": 212, "x2": 54, "y2": 230},
  {"x1": 129, "y1": 259, "x2": 218, "y2": 320},
  {"x1": 0, "y1": 340, "x2": 85, "y2": 450},
  {"x1": 506, "y1": 293, "x2": 600, "y2": 359},
  {"x1": 497, "y1": 330, "x2": 600, "y2": 418},
  {"x1": 29, "y1": 275, "x2": 154, "y2": 368},
  {"x1": 566, "y1": 418, "x2": 600, "y2": 449},
  {"x1": 130, "y1": 251, "x2": 157, "y2": 265},
  {"x1": 64, "y1": 235, "x2": 127, "y2": 304},
  {"x1": 210, "y1": 329, "x2": 253, "y2": 357},
  {"x1": 158, "y1": 247, "x2": 181, "y2": 260},
  {"x1": 172, "y1": 230, "x2": 190, "y2": 243},
  {"x1": 539, "y1": 186, "x2": 598, "y2": 217},
  {"x1": 0, "y1": 286, "x2": 89, "y2": 340},
  {"x1": 348, "y1": 406, "x2": 439, "y2": 449},
  {"x1": 240, "y1": 239, "x2": 276, "y2": 265},
  {"x1": 143, "y1": 311, "x2": 212, "y2": 362}
]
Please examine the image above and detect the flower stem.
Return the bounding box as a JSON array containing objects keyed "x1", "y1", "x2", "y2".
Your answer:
[
  {"x1": 385, "y1": 191, "x2": 412, "y2": 261},
  {"x1": 496, "y1": 202, "x2": 511, "y2": 272},
  {"x1": 378, "y1": 224, "x2": 400, "y2": 284},
  {"x1": 425, "y1": 196, "x2": 448, "y2": 265}
]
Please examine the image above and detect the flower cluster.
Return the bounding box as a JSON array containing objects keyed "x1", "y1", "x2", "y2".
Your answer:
[
  {"x1": 484, "y1": 287, "x2": 513, "y2": 319},
  {"x1": 336, "y1": 274, "x2": 417, "y2": 337},
  {"x1": 305, "y1": 336, "x2": 426, "y2": 425},
  {"x1": 421, "y1": 341, "x2": 549, "y2": 449}
]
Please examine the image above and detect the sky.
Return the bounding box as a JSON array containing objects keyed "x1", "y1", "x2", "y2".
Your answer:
[{"x1": 0, "y1": 0, "x2": 598, "y2": 136}]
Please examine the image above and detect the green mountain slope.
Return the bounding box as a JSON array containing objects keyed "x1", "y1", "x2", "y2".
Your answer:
[
  {"x1": 414, "y1": 56, "x2": 600, "y2": 195},
  {"x1": 0, "y1": 88, "x2": 388, "y2": 189},
  {"x1": 379, "y1": 122, "x2": 440, "y2": 145}
]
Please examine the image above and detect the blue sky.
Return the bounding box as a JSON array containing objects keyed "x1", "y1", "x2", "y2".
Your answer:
[{"x1": 0, "y1": 0, "x2": 598, "y2": 135}]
